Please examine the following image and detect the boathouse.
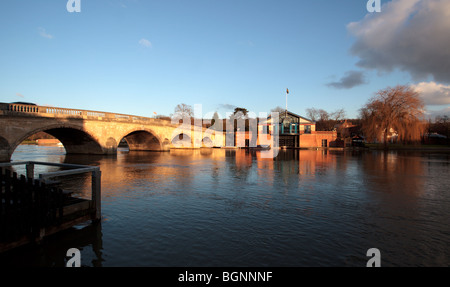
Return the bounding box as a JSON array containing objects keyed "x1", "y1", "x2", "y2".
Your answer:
[{"x1": 257, "y1": 110, "x2": 337, "y2": 148}]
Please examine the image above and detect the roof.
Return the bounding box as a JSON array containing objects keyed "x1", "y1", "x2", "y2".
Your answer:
[{"x1": 266, "y1": 110, "x2": 315, "y2": 123}]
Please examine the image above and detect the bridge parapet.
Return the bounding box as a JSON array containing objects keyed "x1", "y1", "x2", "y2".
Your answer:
[{"x1": 0, "y1": 102, "x2": 173, "y2": 125}]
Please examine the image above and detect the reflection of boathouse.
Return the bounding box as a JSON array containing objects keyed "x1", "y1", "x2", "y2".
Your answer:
[{"x1": 258, "y1": 110, "x2": 337, "y2": 148}]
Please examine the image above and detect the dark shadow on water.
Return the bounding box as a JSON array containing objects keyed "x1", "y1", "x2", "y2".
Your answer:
[{"x1": 0, "y1": 222, "x2": 104, "y2": 267}]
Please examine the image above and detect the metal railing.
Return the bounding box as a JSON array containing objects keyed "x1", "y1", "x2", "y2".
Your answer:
[{"x1": 0, "y1": 161, "x2": 101, "y2": 221}]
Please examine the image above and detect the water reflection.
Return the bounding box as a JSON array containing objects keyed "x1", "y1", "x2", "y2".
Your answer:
[{"x1": 2, "y1": 146, "x2": 449, "y2": 266}]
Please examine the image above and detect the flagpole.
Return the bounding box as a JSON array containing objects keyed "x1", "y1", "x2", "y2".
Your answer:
[{"x1": 285, "y1": 88, "x2": 289, "y2": 116}]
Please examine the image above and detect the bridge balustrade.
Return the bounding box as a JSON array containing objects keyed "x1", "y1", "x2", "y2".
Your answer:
[
  {"x1": 0, "y1": 102, "x2": 156, "y2": 123},
  {"x1": 6, "y1": 104, "x2": 39, "y2": 113}
]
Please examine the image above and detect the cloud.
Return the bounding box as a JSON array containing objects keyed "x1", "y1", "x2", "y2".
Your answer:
[
  {"x1": 326, "y1": 70, "x2": 367, "y2": 89},
  {"x1": 16, "y1": 93, "x2": 25, "y2": 98},
  {"x1": 217, "y1": 104, "x2": 237, "y2": 111},
  {"x1": 139, "y1": 38, "x2": 152, "y2": 48},
  {"x1": 412, "y1": 82, "x2": 450, "y2": 106},
  {"x1": 347, "y1": 0, "x2": 450, "y2": 84},
  {"x1": 38, "y1": 27, "x2": 53, "y2": 39},
  {"x1": 425, "y1": 106, "x2": 450, "y2": 120}
]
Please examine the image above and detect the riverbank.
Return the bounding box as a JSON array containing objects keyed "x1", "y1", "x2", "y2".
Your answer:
[
  {"x1": 241, "y1": 145, "x2": 450, "y2": 152},
  {"x1": 19, "y1": 139, "x2": 62, "y2": 146},
  {"x1": 364, "y1": 143, "x2": 450, "y2": 152},
  {"x1": 287, "y1": 144, "x2": 450, "y2": 152}
]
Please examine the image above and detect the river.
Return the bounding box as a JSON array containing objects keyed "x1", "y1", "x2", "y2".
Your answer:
[{"x1": 1, "y1": 145, "x2": 449, "y2": 267}]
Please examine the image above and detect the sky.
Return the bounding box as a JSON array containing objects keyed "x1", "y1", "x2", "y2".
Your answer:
[{"x1": 1, "y1": 0, "x2": 449, "y2": 120}]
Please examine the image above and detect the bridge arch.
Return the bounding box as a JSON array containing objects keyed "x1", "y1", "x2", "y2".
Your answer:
[
  {"x1": 120, "y1": 129, "x2": 166, "y2": 151},
  {"x1": 10, "y1": 124, "x2": 104, "y2": 158},
  {"x1": 171, "y1": 133, "x2": 193, "y2": 148},
  {"x1": 202, "y1": 136, "x2": 213, "y2": 147}
]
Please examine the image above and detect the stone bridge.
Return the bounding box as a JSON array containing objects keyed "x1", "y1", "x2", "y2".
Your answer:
[{"x1": 0, "y1": 103, "x2": 224, "y2": 162}]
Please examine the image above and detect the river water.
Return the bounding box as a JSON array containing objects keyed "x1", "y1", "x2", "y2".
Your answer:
[{"x1": 1, "y1": 145, "x2": 449, "y2": 267}]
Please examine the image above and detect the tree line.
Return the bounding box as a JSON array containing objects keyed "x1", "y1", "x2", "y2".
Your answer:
[
  {"x1": 22, "y1": 85, "x2": 448, "y2": 148},
  {"x1": 166, "y1": 84, "x2": 449, "y2": 147}
]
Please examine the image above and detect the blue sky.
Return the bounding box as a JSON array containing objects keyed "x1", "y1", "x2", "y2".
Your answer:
[{"x1": 1, "y1": 0, "x2": 449, "y2": 120}]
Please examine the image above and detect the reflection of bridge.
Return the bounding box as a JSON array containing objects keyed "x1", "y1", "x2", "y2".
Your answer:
[{"x1": 0, "y1": 103, "x2": 221, "y2": 162}]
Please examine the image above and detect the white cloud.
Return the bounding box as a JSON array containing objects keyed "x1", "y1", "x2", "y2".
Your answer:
[
  {"x1": 139, "y1": 38, "x2": 152, "y2": 48},
  {"x1": 38, "y1": 27, "x2": 53, "y2": 39},
  {"x1": 326, "y1": 70, "x2": 367, "y2": 89},
  {"x1": 347, "y1": 0, "x2": 450, "y2": 84},
  {"x1": 16, "y1": 93, "x2": 25, "y2": 98},
  {"x1": 412, "y1": 82, "x2": 450, "y2": 106}
]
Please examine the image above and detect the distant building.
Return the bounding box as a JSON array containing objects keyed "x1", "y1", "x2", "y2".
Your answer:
[{"x1": 334, "y1": 119, "x2": 362, "y2": 147}]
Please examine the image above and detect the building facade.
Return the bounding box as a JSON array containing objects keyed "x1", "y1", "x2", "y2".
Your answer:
[{"x1": 257, "y1": 111, "x2": 337, "y2": 148}]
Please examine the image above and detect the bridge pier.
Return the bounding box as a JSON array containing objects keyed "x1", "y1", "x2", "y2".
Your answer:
[{"x1": 0, "y1": 136, "x2": 10, "y2": 162}]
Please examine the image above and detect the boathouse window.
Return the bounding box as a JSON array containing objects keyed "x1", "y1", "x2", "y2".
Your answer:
[{"x1": 305, "y1": 125, "x2": 311, "y2": 134}]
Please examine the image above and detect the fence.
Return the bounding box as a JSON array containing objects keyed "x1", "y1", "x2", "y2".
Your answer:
[
  {"x1": 0, "y1": 161, "x2": 101, "y2": 252},
  {"x1": 0, "y1": 169, "x2": 64, "y2": 243}
]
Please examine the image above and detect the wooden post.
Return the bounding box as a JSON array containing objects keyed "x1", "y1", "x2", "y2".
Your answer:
[
  {"x1": 91, "y1": 169, "x2": 101, "y2": 222},
  {"x1": 26, "y1": 162, "x2": 34, "y2": 179},
  {"x1": 0, "y1": 168, "x2": 4, "y2": 241}
]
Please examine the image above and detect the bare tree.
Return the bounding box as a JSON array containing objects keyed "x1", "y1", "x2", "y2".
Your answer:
[
  {"x1": 306, "y1": 108, "x2": 319, "y2": 122},
  {"x1": 306, "y1": 108, "x2": 343, "y2": 122},
  {"x1": 435, "y1": 115, "x2": 449, "y2": 124},
  {"x1": 330, "y1": 108, "x2": 346, "y2": 121},
  {"x1": 317, "y1": 109, "x2": 329, "y2": 122},
  {"x1": 271, "y1": 106, "x2": 286, "y2": 114},
  {"x1": 173, "y1": 103, "x2": 193, "y2": 119},
  {"x1": 360, "y1": 85, "x2": 426, "y2": 148},
  {"x1": 306, "y1": 107, "x2": 346, "y2": 131}
]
